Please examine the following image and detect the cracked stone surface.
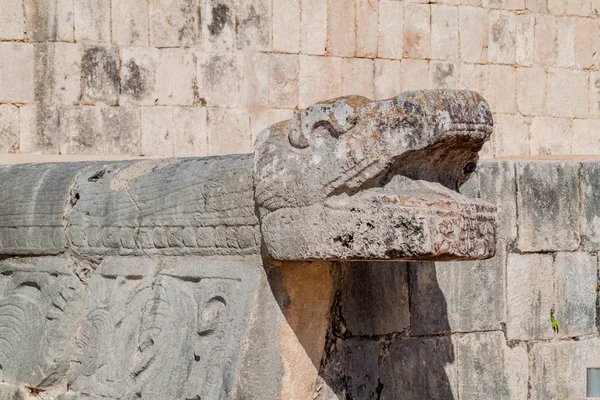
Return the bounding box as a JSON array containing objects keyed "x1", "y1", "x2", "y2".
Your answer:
[{"x1": 0, "y1": 90, "x2": 497, "y2": 399}]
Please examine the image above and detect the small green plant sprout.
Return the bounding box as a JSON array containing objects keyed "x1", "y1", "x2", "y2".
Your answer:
[{"x1": 551, "y1": 315, "x2": 560, "y2": 333}]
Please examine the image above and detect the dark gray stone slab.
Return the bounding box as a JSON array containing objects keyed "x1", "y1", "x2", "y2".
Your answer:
[
  {"x1": 554, "y1": 252, "x2": 597, "y2": 337},
  {"x1": 379, "y1": 336, "x2": 458, "y2": 400},
  {"x1": 410, "y1": 242, "x2": 506, "y2": 335},
  {"x1": 516, "y1": 161, "x2": 580, "y2": 251},
  {"x1": 319, "y1": 338, "x2": 380, "y2": 399},
  {"x1": 341, "y1": 261, "x2": 410, "y2": 336},
  {"x1": 470, "y1": 160, "x2": 517, "y2": 242},
  {"x1": 582, "y1": 161, "x2": 600, "y2": 250}
]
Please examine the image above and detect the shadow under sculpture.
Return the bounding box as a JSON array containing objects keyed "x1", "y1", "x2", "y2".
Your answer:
[{"x1": 0, "y1": 90, "x2": 497, "y2": 399}]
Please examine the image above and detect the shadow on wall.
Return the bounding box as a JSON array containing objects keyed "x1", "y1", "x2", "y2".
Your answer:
[{"x1": 267, "y1": 261, "x2": 456, "y2": 400}]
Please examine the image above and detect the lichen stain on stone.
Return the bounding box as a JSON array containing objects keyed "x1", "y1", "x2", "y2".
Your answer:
[
  {"x1": 404, "y1": 31, "x2": 424, "y2": 53},
  {"x1": 123, "y1": 60, "x2": 148, "y2": 101},
  {"x1": 202, "y1": 54, "x2": 236, "y2": 88},
  {"x1": 82, "y1": 46, "x2": 120, "y2": 100},
  {"x1": 34, "y1": 44, "x2": 56, "y2": 104},
  {"x1": 433, "y1": 63, "x2": 455, "y2": 88},
  {"x1": 241, "y1": 5, "x2": 261, "y2": 28},
  {"x1": 491, "y1": 15, "x2": 510, "y2": 50},
  {"x1": 208, "y1": 4, "x2": 230, "y2": 36},
  {"x1": 177, "y1": 0, "x2": 200, "y2": 43}
]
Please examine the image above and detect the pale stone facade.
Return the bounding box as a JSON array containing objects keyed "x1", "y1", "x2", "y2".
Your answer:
[{"x1": 1, "y1": 0, "x2": 600, "y2": 160}]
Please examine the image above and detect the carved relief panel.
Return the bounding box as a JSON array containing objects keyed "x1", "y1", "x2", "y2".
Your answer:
[
  {"x1": 0, "y1": 258, "x2": 84, "y2": 388},
  {"x1": 68, "y1": 257, "x2": 260, "y2": 399}
]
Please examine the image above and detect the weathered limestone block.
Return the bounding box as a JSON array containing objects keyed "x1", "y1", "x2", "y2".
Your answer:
[
  {"x1": 0, "y1": 104, "x2": 19, "y2": 153},
  {"x1": 582, "y1": 161, "x2": 600, "y2": 249},
  {"x1": 471, "y1": 161, "x2": 517, "y2": 241},
  {"x1": 74, "y1": 0, "x2": 110, "y2": 42},
  {"x1": 374, "y1": 59, "x2": 401, "y2": 100},
  {"x1": 327, "y1": 0, "x2": 355, "y2": 57},
  {"x1": 430, "y1": 61, "x2": 458, "y2": 89},
  {"x1": 273, "y1": 0, "x2": 300, "y2": 55},
  {"x1": 149, "y1": 0, "x2": 201, "y2": 46},
  {"x1": 81, "y1": 45, "x2": 120, "y2": 106},
  {"x1": 506, "y1": 253, "x2": 554, "y2": 341},
  {"x1": 196, "y1": 52, "x2": 242, "y2": 107},
  {"x1": 554, "y1": 252, "x2": 597, "y2": 337},
  {"x1": 459, "y1": 7, "x2": 488, "y2": 63},
  {"x1": 24, "y1": 0, "x2": 73, "y2": 41},
  {"x1": 157, "y1": 48, "x2": 194, "y2": 106},
  {"x1": 0, "y1": 42, "x2": 34, "y2": 104},
  {"x1": 403, "y1": 4, "x2": 431, "y2": 59},
  {"x1": 318, "y1": 338, "x2": 380, "y2": 399},
  {"x1": 529, "y1": 116, "x2": 572, "y2": 156},
  {"x1": 0, "y1": 89, "x2": 498, "y2": 399},
  {"x1": 488, "y1": 11, "x2": 516, "y2": 64},
  {"x1": 141, "y1": 107, "x2": 174, "y2": 157},
  {"x1": 300, "y1": 0, "x2": 327, "y2": 55},
  {"x1": 120, "y1": 47, "x2": 159, "y2": 106},
  {"x1": 34, "y1": 42, "x2": 81, "y2": 107},
  {"x1": 59, "y1": 106, "x2": 103, "y2": 155},
  {"x1": 241, "y1": 48, "x2": 269, "y2": 110},
  {"x1": 410, "y1": 243, "x2": 506, "y2": 335},
  {"x1": 530, "y1": 338, "x2": 600, "y2": 399},
  {"x1": 101, "y1": 107, "x2": 141, "y2": 155},
  {"x1": 269, "y1": 54, "x2": 299, "y2": 109},
  {"x1": 517, "y1": 161, "x2": 580, "y2": 251},
  {"x1": 401, "y1": 59, "x2": 430, "y2": 92},
  {"x1": 19, "y1": 105, "x2": 60, "y2": 154},
  {"x1": 173, "y1": 107, "x2": 208, "y2": 156},
  {"x1": 456, "y1": 332, "x2": 528, "y2": 400},
  {"x1": 207, "y1": 108, "x2": 251, "y2": 156},
  {"x1": 201, "y1": 0, "x2": 236, "y2": 51},
  {"x1": 111, "y1": 0, "x2": 149, "y2": 45},
  {"x1": 0, "y1": 0, "x2": 25, "y2": 40},
  {"x1": 237, "y1": 0, "x2": 271, "y2": 50},
  {"x1": 355, "y1": 0, "x2": 378, "y2": 58}
]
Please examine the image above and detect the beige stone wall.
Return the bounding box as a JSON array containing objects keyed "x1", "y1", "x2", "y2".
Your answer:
[{"x1": 0, "y1": 0, "x2": 599, "y2": 161}]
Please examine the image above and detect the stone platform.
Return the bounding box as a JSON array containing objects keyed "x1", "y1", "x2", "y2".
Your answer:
[{"x1": 0, "y1": 90, "x2": 499, "y2": 399}]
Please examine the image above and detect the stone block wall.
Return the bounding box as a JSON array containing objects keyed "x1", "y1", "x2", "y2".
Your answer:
[
  {"x1": 319, "y1": 160, "x2": 600, "y2": 399},
  {"x1": 2, "y1": 0, "x2": 600, "y2": 159}
]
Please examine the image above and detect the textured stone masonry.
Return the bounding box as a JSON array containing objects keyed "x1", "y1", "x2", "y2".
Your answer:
[
  {"x1": 2, "y1": 0, "x2": 600, "y2": 158},
  {"x1": 0, "y1": 89, "x2": 599, "y2": 398},
  {"x1": 0, "y1": 90, "x2": 509, "y2": 399},
  {"x1": 318, "y1": 158, "x2": 600, "y2": 399}
]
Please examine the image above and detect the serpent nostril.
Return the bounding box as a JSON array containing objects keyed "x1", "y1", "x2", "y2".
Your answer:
[{"x1": 463, "y1": 161, "x2": 477, "y2": 174}]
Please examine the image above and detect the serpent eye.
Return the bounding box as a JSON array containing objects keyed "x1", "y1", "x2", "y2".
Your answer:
[{"x1": 463, "y1": 161, "x2": 477, "y2": 174}]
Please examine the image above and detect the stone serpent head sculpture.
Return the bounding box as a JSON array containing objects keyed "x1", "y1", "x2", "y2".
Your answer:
[{"x1": 254, "y1": 89, "x2": 498, "y2": 261}]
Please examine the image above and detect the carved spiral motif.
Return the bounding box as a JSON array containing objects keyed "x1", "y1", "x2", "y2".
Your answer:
[{"x1": 74, "y1": 308, "x2": 113, "y2": 377}]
